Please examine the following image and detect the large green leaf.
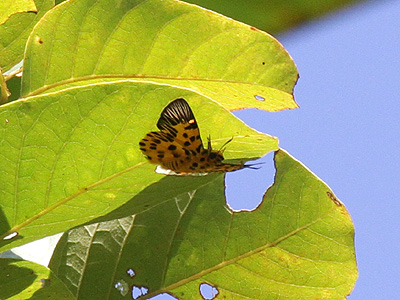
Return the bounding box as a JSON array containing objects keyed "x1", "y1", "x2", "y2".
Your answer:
[
  {"x1": 0, "y1": 0, "x2": 54, "y2": 72},
  {"x1": 0, "y1": 0, "x2": 36, "y2": 25},
  {"x1": 49, "y1": 150, "x2": 357, "y2": 300},
  {"x1": 22, "y1": 0, "x2": 298, "y2": 112},
  {"x1": 0, "y1": 258, "x2": 74, "y2": 299},
  {"x1": 0, "y1": 81, "x2": 276, "y2": 251}
]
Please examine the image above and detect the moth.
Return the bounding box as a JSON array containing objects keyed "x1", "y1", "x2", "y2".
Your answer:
[{"x1": 139, "y1": 98, "x2": 249, "y2": 174}]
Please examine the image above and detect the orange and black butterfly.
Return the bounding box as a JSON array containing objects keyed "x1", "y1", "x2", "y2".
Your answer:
[{"x1": 139, "y1": 98, "x2": 249, "y2": 174}]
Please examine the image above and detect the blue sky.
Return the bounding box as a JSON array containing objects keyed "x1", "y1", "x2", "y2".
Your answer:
[{"x1": 229, "y1": 0, "x2": 400, "y2": 299}]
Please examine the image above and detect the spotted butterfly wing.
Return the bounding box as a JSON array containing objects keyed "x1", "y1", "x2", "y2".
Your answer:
[{"x1": 139, "y1": 98, "x2": 244, "y2": 174}]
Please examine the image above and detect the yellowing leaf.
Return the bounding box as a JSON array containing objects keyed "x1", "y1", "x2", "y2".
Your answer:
[
  {"x1": 0, "y1": 0, "x2": 53, "y2": 72},
  {"x1": 0, "y1": 0, "x2": 36, "y2": 25}
]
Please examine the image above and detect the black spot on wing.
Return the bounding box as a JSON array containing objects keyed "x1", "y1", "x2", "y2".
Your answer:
[
  {"x1": 184, "y1": 122, "x2": 198, "y2": 130},
  {"x1": 157, "y1": 98, "x2": 196, "y2": 130}
]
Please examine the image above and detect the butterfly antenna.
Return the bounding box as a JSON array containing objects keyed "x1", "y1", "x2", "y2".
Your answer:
[
  {"x1": 218, "y1": 137, "x2": 233, "y2": 154},
  {"x1": 243, "y1": 162, "x2": 265, "y2": 170},
  {"x1": 207, "y1": 135, "x2": 212, "y2": 155}
]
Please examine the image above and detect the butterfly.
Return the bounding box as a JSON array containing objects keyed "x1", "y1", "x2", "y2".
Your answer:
[{"x1": 139, "y1": 98, "x2": 249, "y2": 174}]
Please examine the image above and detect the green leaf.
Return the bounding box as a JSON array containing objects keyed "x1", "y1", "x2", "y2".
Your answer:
[
  {"x1": 22, "y1": 0, "x2": 298, "y2": 112},
  {"x1": 49, "y1": 150, "x2": 357, "y2": 300},
  {"x1": 186, "y1": 0, "x2": 365, "y2": 35},
  {"x1": 0, "y1": 0, "x2": 54, "y2": 72},
  {"x1": 0, "y1": 258, "x2": 74, "y2": 299},
  {"x1": 0, "y1": 0, "x2": 37, "y2": 25},
  {"x1": 0, "y1": 81, "x2": 276, "y2": 251}
]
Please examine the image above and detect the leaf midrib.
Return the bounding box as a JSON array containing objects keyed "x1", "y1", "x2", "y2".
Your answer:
[
  {"x1": 24, "y1": 74, "x2": 292, "y2": 98},
  {"x1": 144, "y1": 217, "x2": 324, "y2": 299}
]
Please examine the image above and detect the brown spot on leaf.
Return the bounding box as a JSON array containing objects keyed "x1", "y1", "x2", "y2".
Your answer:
[{"x1": 327, "y1": 191, "x2": 342, "y2": 206}]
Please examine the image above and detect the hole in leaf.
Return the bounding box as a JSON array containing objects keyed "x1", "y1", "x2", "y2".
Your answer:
[
  {"x1": 3, "y1": 232, "x2": 18, "y2": 240},
  {"x1": 226, "y1": 152, "x2": 275, "y2": 211},
  {"x1": 126, "y1": 268, "x2": 135, "y2": 278},
  {"x1": 150, "y1": 293, "x2": 178, "y2": 299},
  {"x1": 131, "y1": 285, "x2": 149, "y2": 299},
  {"x1": 40, "y1": 278, "x2": 46, "y2": 287},
  {"x1": 254, "y1": 95, "x2": 265, "y2": 101},
  {"x1": 115, "y1": 279, "x2": 129, "y2": 296},
  {"x1": 199, "y1": 283, "x2": 219, "y2": 299}
]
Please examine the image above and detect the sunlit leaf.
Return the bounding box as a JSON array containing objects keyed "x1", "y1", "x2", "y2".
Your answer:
[
  {"x1": 0, "y1": 81, "x2": 276, "y2": 251},
  {"x1": 0, "y1": 258, "x2": 74, "y2": 300},
  {"x1": 23, "y1": 0, "x2": 298, "y2": 112},
  {"x1": 0, "y1": 0, "x2": 53, "y2": 72},
  {"x1": 0, "y1": 0, "x2": 37, "y2": 25}
]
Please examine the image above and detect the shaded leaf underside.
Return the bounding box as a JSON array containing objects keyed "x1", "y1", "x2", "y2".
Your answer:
[{"x1": 49, "y1": 150, "x2": 357, "y2": 300}]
